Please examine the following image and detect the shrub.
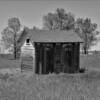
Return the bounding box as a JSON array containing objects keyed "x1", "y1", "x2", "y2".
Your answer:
[{"x1": 79, "y1": 67, "x2": 86, "y2": 73}]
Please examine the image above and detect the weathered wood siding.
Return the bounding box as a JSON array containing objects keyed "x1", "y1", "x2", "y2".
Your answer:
[
  {"x1": 34, "y1": 43, "x2": 80, "y2": 74},
  {"x1": 20, "y1": 40, "x2": 35, "y2": 72},
  {"x1": 20, "y1": 41, "x2": 80, "y2": 74}
]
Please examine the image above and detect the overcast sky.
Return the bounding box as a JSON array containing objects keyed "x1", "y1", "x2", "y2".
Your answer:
[{"x1": 0, "y1": 0, "x2": 100, "y2": 50}]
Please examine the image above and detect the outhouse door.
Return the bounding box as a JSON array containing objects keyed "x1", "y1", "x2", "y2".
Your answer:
[
  {"x1": 63, "y1": 43, "x2": 73, "y2": 73},
  {"x1": 54, "y1": 43, "x2": 63, "y2": 73},
  {"x1": 54, "y1": 43, "x2": 73, "y2": 73},
  {"x1": 43, "y1": 44, "x2": 54, "y2": 74}
]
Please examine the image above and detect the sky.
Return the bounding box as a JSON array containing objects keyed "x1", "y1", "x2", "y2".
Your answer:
[{"x1": 0, "y1": 0, "x2": 100, "y2": 50}]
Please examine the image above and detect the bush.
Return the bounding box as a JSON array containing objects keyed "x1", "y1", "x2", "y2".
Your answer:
[
  {"x1": 79, "y1": 67, "x2": 86, "y2": 73},
  {"x1": 0, "y1": 73, "x2": 10, "y2": 81}
]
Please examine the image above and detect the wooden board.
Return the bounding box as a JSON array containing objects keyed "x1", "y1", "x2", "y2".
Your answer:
[{"x1": 21, "y1": 56, "x2": 33, "y2": 72}]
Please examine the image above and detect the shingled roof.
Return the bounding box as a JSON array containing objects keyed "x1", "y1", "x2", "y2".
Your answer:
[{"x1": 17, "y1": 27, "x2": 83, "y2": 47}]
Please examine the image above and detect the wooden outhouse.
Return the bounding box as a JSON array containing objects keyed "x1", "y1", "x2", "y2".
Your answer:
[{"x1": 17, "y1": 28, "x2": 83, "y2": 74}]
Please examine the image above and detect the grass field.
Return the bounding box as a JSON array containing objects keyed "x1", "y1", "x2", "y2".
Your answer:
[
  {"x1": 80, "y1": 53, "x2": 100, "y2": 71},
  {"x1": 0, "y1": 54, "x2": 20, "y2": 69},
  {"x1": 0, "y1": 54, "x2": 100, "y2": 100},
  {"x1": 0, "y1": 72, "x2": 100, "y2": 100}
]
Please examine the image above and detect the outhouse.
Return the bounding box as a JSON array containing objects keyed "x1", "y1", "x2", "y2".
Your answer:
[{"x1": 17, "y1": 28, "x2": 83, "y2": 74}]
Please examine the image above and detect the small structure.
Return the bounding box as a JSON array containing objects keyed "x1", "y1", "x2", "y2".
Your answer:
[
  {"x1": 18, "y1": 28, "x2": 83, "y2": 74},
  {"x1": 20, "y1": 37, "x2": 35, "y2": 72}
]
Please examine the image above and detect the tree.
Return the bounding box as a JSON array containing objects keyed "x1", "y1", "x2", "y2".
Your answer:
[
  {"x1": 1, "y1": 17, "x2": 21, "y2": 59},
  {"x1": 75, "y1": 18, "x2": 99, "y2": 54},
  {"x1": 1, "y1": 27, "x2": 14, "y2": 49},
  {"x1": 43, "y1": 8, "x2": 75, "y2": 30},
  {"x1": 43, "y1": 8, "x2": 99, "y2": 54}
]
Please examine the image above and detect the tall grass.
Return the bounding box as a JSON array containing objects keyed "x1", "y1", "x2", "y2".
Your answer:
[{"x1": 0, "y1": 73, "x2": 100, "y2": 100}]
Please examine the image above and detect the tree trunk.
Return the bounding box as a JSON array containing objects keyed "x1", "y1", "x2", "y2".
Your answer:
[
  {"x1": 14, "y1": 33, "x2": 17, "y2": 59},
  {"x1": 83, "y1": 34, "x2": 88, "y2": 55},
  {"x1": 83, "y1": 47, "x2": 88, "y2": 55},
  {"x1": 14, "y1": 44, "x2": 16, "y2": 59}
]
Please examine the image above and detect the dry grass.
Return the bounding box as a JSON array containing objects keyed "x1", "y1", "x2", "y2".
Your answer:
[
  {"x1": 0, "y1": 53, "x2": 100, "y2": 100},
  {"x1": 80, "y1": 53, "x2": 100, "y2": 71},
  {"x1": 0, "y1": 54, "x2": 20, "y2": 69},
  {"x1": 0, "y1": 72, "x2": 99, "y2": 100}
]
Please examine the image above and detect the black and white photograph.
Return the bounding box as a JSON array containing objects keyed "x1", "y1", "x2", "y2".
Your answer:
[{"x1": 0, "y1": 0, "x2": 100, "y2": 100}]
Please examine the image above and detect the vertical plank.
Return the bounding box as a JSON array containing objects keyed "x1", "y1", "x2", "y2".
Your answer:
[
  {"x1": 71, "y1": 43, "x2": 75, "y2": 72},
  {"x1": 34, "y1": 43, "x2": 36, "y2": 73},
  {"x1": 35, "y1": 43, "x2": 40, "y2": 74},
  {"x1": 39, "y1": 44, "x2": 42, "y2": 74},
  {"x1": 53, "y1": 43, "x2": 55, "y2": 73},
  {"x1": 50, "y1": 43, "x2": 54, "y2": 73},
  {"x1": 73, "y1": 42, "x2": 79, "y2": 73},
  {"x1": 74, "y1": 42, "x2": 80, "y2": 72},
  {"x1": 73, "y1": 42, "x2": 77, "y2": 72},
  {"x1": 43, "y1": 43, "x2": 47, "y2": 74},
  {"x1": 62, "y1": 43, "x2": 65, "y2": 72},
  {"x1": 34, "y1": 43, "x2": 38, "y2": 74},
  {"x1": 41, "y1": 44, "x2": 44, "y2": 74},
  {"x1": 77, "y1": 43, "x2": 80, "y2": 70}
]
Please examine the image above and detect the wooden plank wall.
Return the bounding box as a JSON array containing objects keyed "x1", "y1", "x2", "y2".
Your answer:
[
  {"x1": 20, "y1": 46, "x2": 35, "y2": 72},
  {"x1": 21, "y1": 55, "x2": 34, "y2": 72},
  {"x1": 73, "y1": 42, "x2": 80, "y2": 72},
  {"x1": 34, "y1": 42, "x2": 80, "y2": 74}
]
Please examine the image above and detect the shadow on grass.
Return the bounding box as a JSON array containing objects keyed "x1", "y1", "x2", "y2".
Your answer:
[{"x1": 0, "y1": 54, "x2": 20, "y2": 60}]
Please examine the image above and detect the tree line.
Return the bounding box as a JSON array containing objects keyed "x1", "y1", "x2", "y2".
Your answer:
[{"x1": 1, "y1": 8, "x2": 99, "y2": 59}]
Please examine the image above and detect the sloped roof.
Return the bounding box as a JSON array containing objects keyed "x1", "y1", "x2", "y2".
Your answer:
[
  {"x1": 17, "y1": 27, "x2": 83, "y2": 47},
  {"x1": 27, "y1": 28, "x2": 82, "y2": 42}
]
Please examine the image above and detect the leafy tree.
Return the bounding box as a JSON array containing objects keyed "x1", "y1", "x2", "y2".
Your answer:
[
  {"x1": 75, "y1": 18, "x2": 99, "y2": 54},
  {"x1": 1, "y1": 17, "x2": 21, "y2": 59},
  {"x1": 1, "y1": 27, "x2": 14, "y2": 49},
  {"x1": 43, "y1": 8, "x2": 99, "y2": 54},
  {"x1": 43, "y1": 8, "x2": 75, "y2": 30}
]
